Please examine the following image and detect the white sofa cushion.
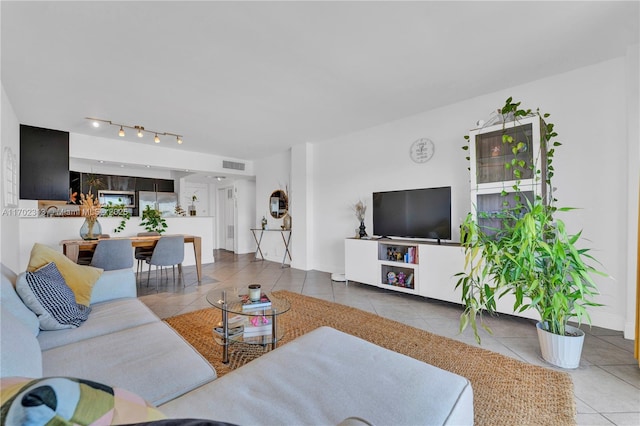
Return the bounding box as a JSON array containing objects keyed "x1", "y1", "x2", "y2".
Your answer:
[
  {"x1": 1, "y1": 267, "x2": 39, "y2": 336},
  {"x1": 42, "y1": 321, "x2": 217, "y2": 406},
  {"x1": 89, "y1": 269, "x2": 137, "y2": 304},
  {"x1": 0, "y1": 309, "x2": 42, "y2": 378},
  {"x1": 37, "y1": 298, "x2": 159, "y2": 351},
  {"x1": 160, "y1": 326, "x2": 474, "y2": 425}
]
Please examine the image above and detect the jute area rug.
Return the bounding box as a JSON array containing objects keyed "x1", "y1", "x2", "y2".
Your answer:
[{"x1": 165, "y1": 290, "x2": 576, "y2": 426}]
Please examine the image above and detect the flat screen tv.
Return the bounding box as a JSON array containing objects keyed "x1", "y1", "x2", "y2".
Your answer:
[{"x1": 373, "y1": 186, "x2": 451, "y2": 241}]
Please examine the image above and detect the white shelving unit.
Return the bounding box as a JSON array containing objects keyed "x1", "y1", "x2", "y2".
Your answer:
[
  {"x1": 344, "y1": 238, "x2": 464, "y2": 302},
  {"x1": 468, "y1": 115, "x2": 548, "y2": 235},
  {"x1": 464, "y1": 114, "x2": 548, "y2": 320}
]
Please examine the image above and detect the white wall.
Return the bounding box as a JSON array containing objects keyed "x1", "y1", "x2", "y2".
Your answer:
[
  {"x1": 254, "y1": 151, "x2": 292, "y2": 263},
  {"x1": 235, "y1": 179, "x2": 256, "y2": 254},
  {"x1": 308, "y1": 57, "x2": 637, "y2": 334},
  {"x1": 290, "y1": 143, "x2": 313, "y2": 270},
  {"x1": 1, "y1": 84, "x2": 21, "y2": 271}
]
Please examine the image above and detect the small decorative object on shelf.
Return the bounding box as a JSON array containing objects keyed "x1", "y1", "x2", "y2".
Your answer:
[
  {"x1": 189, "y1": 194, "x2": 197, "y2": 216},
  {"x1": 240, "y1": 292, "x2": 272, "y2": 312},
  {"x1": 282, "y1": 211, "x2": 292, "y2": 230},
  {"x1": 174, "y1": 204, "x2": 187, "y2": 217},
  {"x1": 244, "y1": 315, "x2": 272, "y2": 337},
  {"x1": 387, "y1": 271, "x2": 396, "y2": 285},
  {"x1": 248, "y1": 284, "x2": 261, "y2": 301},
  {"x1": 261, "y1": 216, "x2": 268, "y2": 230},
  {"x1": 359, "y1": 221, "x2": 367, "y2": 239},
  {"x1": 353, "y1": 200, "x2": 367, "y2": 238}
]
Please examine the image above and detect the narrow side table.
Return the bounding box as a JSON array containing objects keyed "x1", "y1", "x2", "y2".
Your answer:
[{"x1": 250, "y1": 228, "x2": 292, "y2": 268}]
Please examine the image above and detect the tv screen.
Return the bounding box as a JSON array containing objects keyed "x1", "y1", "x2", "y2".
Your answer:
[{"x1": 373, "y1": 187, "x2": 451, "y2": 241}]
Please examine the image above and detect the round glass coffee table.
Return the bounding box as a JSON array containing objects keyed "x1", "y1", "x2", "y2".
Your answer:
[{"x1": 206, "y1": 288, "x2": 291, "y2": 364}]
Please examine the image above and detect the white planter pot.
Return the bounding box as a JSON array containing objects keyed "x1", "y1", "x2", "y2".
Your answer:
[{"x1": 536, "y1": 322, "x2": 585, "y2": 369}]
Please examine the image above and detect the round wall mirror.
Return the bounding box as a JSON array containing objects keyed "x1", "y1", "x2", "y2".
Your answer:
[{"x1": 269, "y1": 190, "x2": 288, "y2": 219}]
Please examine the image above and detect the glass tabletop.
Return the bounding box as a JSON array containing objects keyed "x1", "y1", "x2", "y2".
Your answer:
[{"x1": 206, "y1": 288, "x2": 291, "y2": 316}]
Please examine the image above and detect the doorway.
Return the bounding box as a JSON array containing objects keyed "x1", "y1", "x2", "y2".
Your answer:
[{"x1": 217, "y1": 187, "x2": 235, "y2": 251}]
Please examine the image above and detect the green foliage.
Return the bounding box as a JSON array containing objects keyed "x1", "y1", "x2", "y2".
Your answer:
[
  {"x1": 456, "y1": 98, "x2": 606, "y2": 342},
  {"x1": 102, "y1": 200, "x2": 131, "y2": 233},
  {"x1": 140, "y1": 205, "x2": 168, "y2": 234}
]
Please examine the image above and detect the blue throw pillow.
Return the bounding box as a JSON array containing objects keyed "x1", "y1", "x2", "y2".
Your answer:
[{"x1": 17, "y1": 262, "x2": 91, "y2": 330}]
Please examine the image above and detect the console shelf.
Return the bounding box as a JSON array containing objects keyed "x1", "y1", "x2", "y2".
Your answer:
[{"x1": 344, "y1": 238, "x2": 464, "y2": 301}]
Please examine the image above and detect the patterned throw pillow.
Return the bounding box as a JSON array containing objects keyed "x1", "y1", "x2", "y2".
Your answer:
[
  {"x1": 27, "y1": 243, "x2": 103, "y2": 306},
  {"x1": 16, "y1": 262, "x2": 91, "y2": 330},
  {"x1": 0, "y1": 377, "x2": 166, "y2": 425}
]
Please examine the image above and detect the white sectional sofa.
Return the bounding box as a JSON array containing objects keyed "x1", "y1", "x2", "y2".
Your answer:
[{"x1": 1, "y1": 263, "x2": 474, "y2": 425}]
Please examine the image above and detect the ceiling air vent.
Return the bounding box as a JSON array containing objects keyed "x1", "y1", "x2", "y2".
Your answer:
[{"x1": 223, "y1": 160, "x2": 245, "y2": 171}]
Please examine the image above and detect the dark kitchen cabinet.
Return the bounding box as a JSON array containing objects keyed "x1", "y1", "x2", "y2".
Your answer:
[
  {"x1": 135, "y1": 177, "x2": 174, "y2": 192},
  {"x1": 20, "y1": 125, "x2": 69, "y2": 200}
]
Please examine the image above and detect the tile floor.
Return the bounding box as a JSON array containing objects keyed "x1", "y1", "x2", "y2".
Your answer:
[{"x1": 138, "y1": 250, "x2": 640, "y2": 426}]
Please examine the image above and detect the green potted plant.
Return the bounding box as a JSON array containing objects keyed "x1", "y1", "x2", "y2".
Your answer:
[
  {"x1": 102, "y1": 199, "x2": 131, "y2": 233},
  {"x1": 456, "y1": 98, "x2": 607, "y2": 368},
  {"x1": 140, "y1": 205, "x2": 168, "y2": 234}
]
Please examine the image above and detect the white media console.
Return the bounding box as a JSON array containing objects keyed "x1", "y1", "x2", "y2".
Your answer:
[
  {"x1": 344, "y1": 237, "x2": 538, "y2": 320},
  {"x1": 345, "y1": 238, "x2": 464, "y2": 304}
]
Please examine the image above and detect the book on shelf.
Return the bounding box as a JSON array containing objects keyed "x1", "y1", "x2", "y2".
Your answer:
[
  {"x1": 240, "y1": 293, "x2": 272, "y2": 311},
  {"x1": 213, "y1": 324, "x2": 244, "y2": 338},
  {"x1": 213, "y1": 316, "x2": 246, "y2": 338}
]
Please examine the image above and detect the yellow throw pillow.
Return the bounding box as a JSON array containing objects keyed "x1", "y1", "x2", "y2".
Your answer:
[{"x1": 27, "y1": 243, "x2": 103, "y2": 306}]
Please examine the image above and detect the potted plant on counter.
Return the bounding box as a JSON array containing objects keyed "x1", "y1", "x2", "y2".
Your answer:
[
  {"x1": 102, "y1": 199, "x2": 131, "y2": 233},
  {"x1": 140, "y1": 205, "x2": 167, "y2": 234},
  {"x1": 456, "y1": 98, "x2": 607, "y2": 369}
]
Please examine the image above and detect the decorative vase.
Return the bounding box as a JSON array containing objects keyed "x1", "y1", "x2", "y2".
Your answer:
[
  {"x1": 283, "y1": 212, "x2": 292, "y2": 230},
  {"x1": 189, "y1": 205, "x2": 196, "y2": 216},
  {"x1": 536, "y1": 322, "x2": 585, "y2": 369},
  {"x1": 80, "y1": 217, "x2": 102, "y2": 240},
  {"x1": 359, "y1": 220, "x2": 367, "y2": 238}
]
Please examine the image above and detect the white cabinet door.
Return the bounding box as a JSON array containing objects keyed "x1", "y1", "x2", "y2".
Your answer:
[
  {"x1": 419, "y1": 244, "x2": 465, "y2": 304},
  {"x1": 345, "y1": 239, "x2": 378, "y2": 286}
]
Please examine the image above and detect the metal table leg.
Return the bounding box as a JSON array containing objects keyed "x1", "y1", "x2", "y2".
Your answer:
[{"x1": 251, "y1": 229, "x2": 265, "y2": 261}]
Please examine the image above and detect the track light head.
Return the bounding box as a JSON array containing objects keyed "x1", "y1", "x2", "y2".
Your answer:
[
  {"x1": 118, "y1": 126, "x2": 125, "y2": 137},
  {"x1": 154, "y1": 133, "x2": 160, "y2": 143},
  {"x1": 177, "y1": 136, "x2": 183, "y2": 144}
]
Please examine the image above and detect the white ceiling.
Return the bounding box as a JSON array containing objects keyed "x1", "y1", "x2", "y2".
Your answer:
[{"x1": 2, "y1": 1, "x2": 638, "y2": 161}]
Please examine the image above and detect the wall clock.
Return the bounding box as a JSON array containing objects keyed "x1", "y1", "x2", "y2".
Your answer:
[{"x1": 409, "y1": 138, "x2": 435, "y2": 163}]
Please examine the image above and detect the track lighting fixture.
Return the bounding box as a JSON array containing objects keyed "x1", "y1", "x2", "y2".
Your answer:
[{"x1": 86, "y1": 117, "x2": 184, "y2": 145}]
